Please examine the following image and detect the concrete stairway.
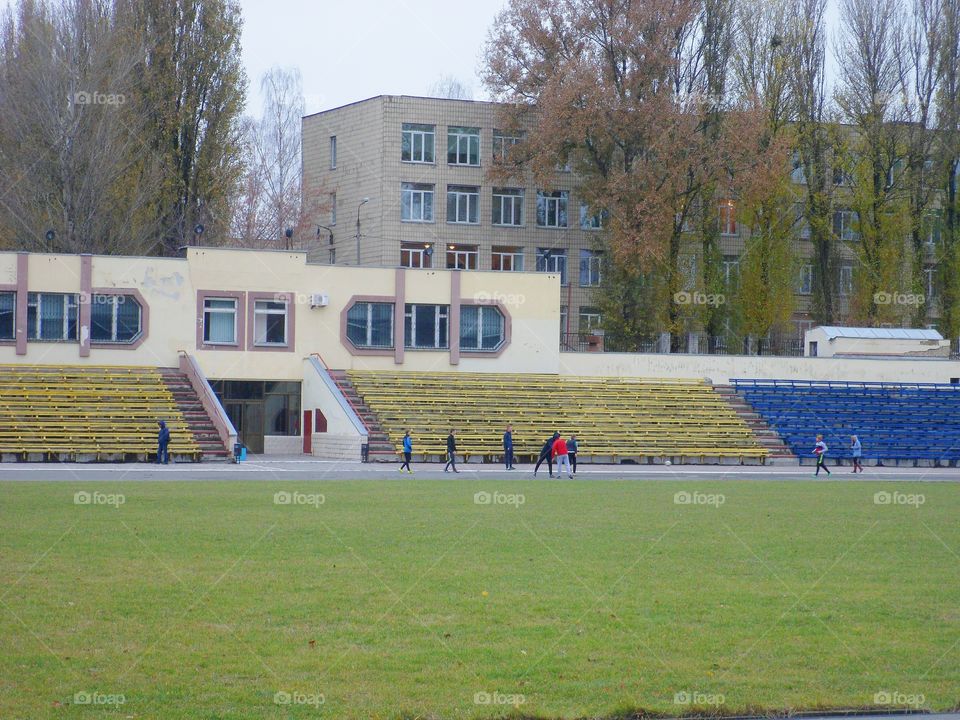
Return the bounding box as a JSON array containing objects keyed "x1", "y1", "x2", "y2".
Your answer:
[
  {"x1": 326, "y1": 370, "x2": 398, "y2": 461},
  {"x1": 713, "y1": 384, "x2": 796, "y2": 464},
  {"x1": 159, "y1": 369, "x2": 229, "y2": 460}
]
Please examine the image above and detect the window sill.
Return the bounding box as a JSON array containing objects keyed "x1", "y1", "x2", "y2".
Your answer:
[
  {"x1": 254, "y1": 342, "x2": 289, "y2": 348},
  {"x1": 492, "y1": 223, "x2": 525, "y2": 229},
  {"x1": 446, "y1": 221, "x2": 481, "y2": 226},
  {"x1": 401, "y1": 219, "x2": 435, "y2": 224},
  {"x1": 401, "y1": 160, "x2": 436, "y2": 165},
  {"x1": 447, "y1": 163, "x2": 481, "y2": 168},
  {"x1": 537, "y1": 225, "x2": 570, "y2": 230}
]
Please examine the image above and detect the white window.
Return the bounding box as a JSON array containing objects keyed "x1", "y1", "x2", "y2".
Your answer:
[
  {"x1": 346, "y1": 302, "x2": 394, "y2": 348},
  {"x1": 330, "y1": 192, "x2": 336, "y2": 225},
  {"x1": 401, "y1": 242, "x2": 433, "y2": 268},
  {"x1": 833, "y1": 209, "x2": 859, "y2": 241},
  {"x1": 492, "y1": 130, "x2": 521, "y2": 162},
  {"x1": 254, "y1": 299, "x2": 288, "y2": 346},
  {"x1": 447, "y1": 126, "x2": 479, "y2": 166},
  {"x1": 791, "y1": 152, "x2": 806, "y2": 184},
  {"x1": 446, "y1": 244, "x2": 478, "y2": 270},
  {"x1": 887, "y1": 158, "x2": 905, "y2": 187},
  {"x1": 492, "y1": 246, "x2": 524, "y2": 272},
  {"x1": 579, "y1": 249, "x2": 602, "y2": 287},
  {"x1": 536, "y1": 247, "x2": 567, "y2": 285},
  {"x1": 579, "y1": 204, "x2": 606, "y2": 230},
  {"x1": 492, "y1": 188, "x2": 523, "y2": 226},
  {"x1": 401, "y1": 182, "x2": 434, "y2": 222},
  {"x1": 719, "y1": 200, "x2": 737, "y2": 236},
  {"x1": 329, "y1": 136, "x2": 337, "y2": 169},
  {"x1": 723, "y1": 256, "x2": 740, "y2": 288},
  {"x1": 26, "y1": 292, "x2": 78, "y2": 341},
  {"x1": 402, "y1": 123, "x2": 435, "y2": 163},
  {"x1": 0, "y1": 292, "x2": 13, "y2": 340},
  {"x1": 446, "y1": 185, "x2": 479, "y2": 224},
  {"x1": 798, "y1": 265, "x2": 813, "y2": 295},
  {"x1": 536, "y1": 190, "x2": 568, "y2": 228},
  {"x1": 579, "y1": 307, "x2": 602, "y2": 333},
  {"x1": 460, "y1": 305, "x2": 505, "y2": 351},
  {"x1": 405, "y1": 304, "x2": 449, "y2": 349},
  {"x1": 203, "y1": 297, "x2": 237, "y2": 344},
  {"x1": 91, "y1": 295, "x2": 142, "y2": 343},
  {"x1": 839, "y1": 264, "x2": 854, "y2": 296}
]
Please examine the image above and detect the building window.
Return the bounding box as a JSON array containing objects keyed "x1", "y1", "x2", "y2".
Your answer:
[
  {"x1": 446, "y1": 244, "x2": 478, "y2": 270},
  {"x1": 722, "y1": 256, "x2": 740, "y2": 289},
  {"x1": 329, "y1": 248, "x2": 336, "y2": 264},
  {"x1": 401, "y1": 182, "x2": 434, "y2": 222},
  {"x1": 27, "y1": 292, "x2": 78, "y2": 341},
  {"x1": 346, "y1": 302, "x2": 394, "y2": 348},
  {"x1": 401, "y1": 243, "x2": 433, "y2": 268},
  {"x1": 446, "y1": 185, "x2": 480, "y2": 224},
  {"x1": 329, "y1": 136, "x2": 337, "y2": 169},
  {"x1": 791, "y1": 152, "x2": 806, "y2": 184},
  {"x1": 925, "y1": 267, "x2": 936, "y2": 298},
  {"x1": 833, "y1": 167, "x2": 851, "y2": 186},
  {"x1": 203, "y1": 297, "x2": 238, "y2": 345},
  {"x1": 330, "y1": 193, "x2": 337, "y2": 225},
  {"x1": 460, "y1": 305, "x2": 505, "y2": 351},
  {"x1": 492, "y1": 130, "x2": 521, "y2": 162},
  {"x1": 447, "y1": 126, "x2": 480, "y2": 166},
  {"x1": 0, "y1": 292, "x2": 14, "y2": 340},
  {"x1": 719, "y1": 200, "x2": 737, "y2": 236},
  {"x1": 798, "y1": 265, "x2": 813, "y2": 295},
  {"x1": 579, "y1": 307, "x2": 602, "y2": 333},
  {"x1": 795, "y1": 203, "x2": 811, "y2": 239},
  {"x1": 579, "y1": 204, "x2": 606, "y2": 229},
  {"x1": 536, "y1": 190, "x2": 568, "y2": 228},
  {"x1": 925, "y1": 210, "x2": 942, "y2": 246},
  {"x1": 839, "y1": 264, "x2": 854, "y2": 296},
  {"x1": 91, "y1": 295, "x2": 142, "y2": 343},
  {"x1": 402, "y1": 123, "x2": 435, "y2": 163},
  {"x1": 579, "y1": 249, "x2": 602, "y2": 287},
  {"x1": 536, "y1": 247, "x2": 568, "y2": 285},
  {"x1": 492, "y1": 246, "x2": 523, "y2": 272},
  {"x1": 405, "y1": 304, "x2": 449, "y2": 349},
  {"x1": 253, "y1": 299, "x2": 288, "y2": 346},
  {"x1": 492, "y1": 188, "x2": 524, "y2": 226},
  {"x1": 833, "y1": 209, "x2": 859, "y2": 241}
]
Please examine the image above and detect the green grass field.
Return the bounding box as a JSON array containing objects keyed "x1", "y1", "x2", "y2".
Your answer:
[{"x1": 1, "y1": 478, "x2": 958, "y2": 719}]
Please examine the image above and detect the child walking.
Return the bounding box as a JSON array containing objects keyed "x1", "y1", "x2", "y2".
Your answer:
[{"x1": 813, "y1": 434, "x2": 831, "y2": 476}]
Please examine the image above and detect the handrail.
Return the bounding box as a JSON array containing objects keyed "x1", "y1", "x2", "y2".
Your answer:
[
  {"x1": 307, "y1": 354, "x2": 369, "y2": 437},
  {"x1": 177, "y1": 352, "x2": 238, "y2": 452}
]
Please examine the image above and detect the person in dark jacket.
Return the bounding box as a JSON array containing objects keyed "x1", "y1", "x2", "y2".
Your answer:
[
  {"x1": 534, "y1": 432, "x2": 559, "y2": 477},
  {"x1": 444, "y1": 429, "x2": 459, "y2": 473},
  {"x1": 503, "y1": 424, "x2": 515, "y2": 470},
  {"x1": 567, "y1": 434, "x2": 579, "y2": 475},
  {"x1": 399, "y1": 430, "x2": 413, "y2": 474},
  {"x1": 156, "y1": 420, "x2": 170, "y2": 464}
]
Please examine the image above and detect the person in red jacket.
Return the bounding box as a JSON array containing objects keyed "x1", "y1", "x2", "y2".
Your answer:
[{"x1": 553, "y1": 434, "x2": 573, "y2": 479}]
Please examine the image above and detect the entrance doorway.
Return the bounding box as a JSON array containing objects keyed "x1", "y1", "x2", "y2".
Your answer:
[{"x1": 210, "y1": 380, "x2": 301, "y2": 455}]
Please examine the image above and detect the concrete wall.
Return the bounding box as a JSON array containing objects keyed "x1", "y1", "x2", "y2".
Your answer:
[
  {"x1": 311, "y1": 433, "x2": 365, "y2": 461},
  {"x1": 804, "y1": 327, "x2": 951, "y2": 358}
]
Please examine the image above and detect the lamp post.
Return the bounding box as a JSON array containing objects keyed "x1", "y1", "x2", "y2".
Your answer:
[{"x1": 355, "y1": 197, "x2": 370, "y2": 265}]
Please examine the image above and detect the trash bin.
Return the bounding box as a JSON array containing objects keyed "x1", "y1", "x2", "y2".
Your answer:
[
  {"x1": 361, "y1": 443, "x2": 369, "y2": 463},
  {"x1": 233, "y1": 443, "x2": 247, "y2": 463}
]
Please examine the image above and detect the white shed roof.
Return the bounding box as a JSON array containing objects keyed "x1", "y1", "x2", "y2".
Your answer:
[{"x1": 816, "y1": 326, "x2": 944, "y2": 341}]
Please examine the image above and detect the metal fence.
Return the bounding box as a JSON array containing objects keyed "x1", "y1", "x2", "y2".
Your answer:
[{"x1": 561, "y1": 331, "x2": 805, "y2": 357}]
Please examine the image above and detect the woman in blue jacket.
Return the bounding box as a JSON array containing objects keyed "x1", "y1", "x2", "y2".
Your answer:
[{"x1": 399, "y1": 430, "x2": 413, "y2": 474}]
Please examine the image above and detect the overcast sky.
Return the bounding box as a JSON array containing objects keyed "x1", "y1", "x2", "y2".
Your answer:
[{"x1": 241, "y1": 0, "x2": 510, "y2": 116}]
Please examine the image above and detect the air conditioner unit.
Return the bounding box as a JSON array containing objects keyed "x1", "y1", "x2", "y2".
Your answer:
[{"x1": 310, "y1": 293, "x2": 329, "y2": 308}]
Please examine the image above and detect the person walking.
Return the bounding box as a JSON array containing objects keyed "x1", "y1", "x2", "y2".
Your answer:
[
  {"x1": 503, "y1": 424, "x2": 515, "y2": 470},
  {"x1": 444, "y1": 429, "x2": 459, "y2": 473},
  {"x1": 156, "y1": 420, "x2": 170, "y2": 465},
  {"x1": 567, "y1": 434, "x2": 579, "y2": 475},
  {"x1": 813, "y1": 434, "x2": 831, "y2": 476},
  {"x1": 850, "y1": 434, "x2": 863, "y2": 473},
  {"x1": 534, "y1": 432, "x2": 559, "y2": 477},
  {"x1": 399, "y1": 430, "x2": 413, "y2": 474},
  {"x1": 553, "y1": 434, "x2": 573, "y2": 479}
]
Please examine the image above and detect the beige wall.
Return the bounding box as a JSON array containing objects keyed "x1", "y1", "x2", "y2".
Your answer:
[{"x1": 804, "y1": 327, "x2": 950, "y2": 358}]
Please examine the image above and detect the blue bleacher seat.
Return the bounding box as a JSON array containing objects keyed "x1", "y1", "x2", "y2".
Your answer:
[{"x1": 731, "y1": 379, "x2": 960, "y2": 466}]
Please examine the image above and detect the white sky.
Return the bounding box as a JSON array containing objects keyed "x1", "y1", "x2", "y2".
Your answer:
[{"x1": 240, "y1": 0, "x2": 510, "y2": 116}]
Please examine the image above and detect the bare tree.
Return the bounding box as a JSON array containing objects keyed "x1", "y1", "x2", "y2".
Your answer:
[{"x1": 429, "y1": 75, "x2": 474, "y2": 100}]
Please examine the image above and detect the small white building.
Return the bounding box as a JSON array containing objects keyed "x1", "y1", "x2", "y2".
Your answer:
[{"x1": 804, "y1": 326, "x2": 950, "y2": 358}]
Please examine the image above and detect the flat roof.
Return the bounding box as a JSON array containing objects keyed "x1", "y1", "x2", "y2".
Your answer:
[{"x1": 817, "y1": 326, "x2": 944, "y2": 341}]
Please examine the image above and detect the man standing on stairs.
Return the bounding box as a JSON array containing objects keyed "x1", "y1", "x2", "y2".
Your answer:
[
  {"x1": 399, "y1": 430, "x2": 413, "y2": 474},
  {"x1": 156, "y1": 420, "x2": 170, "y2": 465},
  {"x1": 444, "y1": 429, "x2": 459, "y2": 473}
]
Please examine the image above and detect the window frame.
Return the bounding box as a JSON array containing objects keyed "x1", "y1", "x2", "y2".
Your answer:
[
  {"x1": 346, "y1": 301, "x2": 395, "y2": 349},
  {"x1": 252, "y1": 299, "x2": 289, "y2": 347},
  {"x1": 202, "y1": 296, "x2": 239, "y2": 346},
  {"x1": 492, "y1": 187, "x2": 524, "y2": 226},
  {"x1": 446, "y1": 244, "x2": 478, "y2": 271},
  {"x1": 459, "y1": 304, "x2": 506, "y2": 352},
  {"x1": 492, "y1": 130, "x2": 522, "y2": 162},
  {"x1": 579, "y1": 204, "x2": 606, "y2": 230},
  {"x1": 536, "y1": 190, "x2": 569, "y2": 228},
  {"x1": 492, "y1": 246, "x2": 524, "y2": 272},
  {"x1": 579, "y1": 249, "x2": 602, "y2": 287},
  {"x1": 719, "y1": 200, "x2": 738, "y2": 236},
  {"x1": 26, "y1": 292, "x2": 78, "y2": 342},
  {"x1": 798, "y1": 265, "x2": 813, "y2": 295},
  {"x1": 578, "y1": 307, "x2": 603, "y2": 334},
  {"x1": 833, "y1": 209, "x2": 860, "y2": 242},
  {"x1": 90, "y1": 294, "x2": 143, "y2": 344},
  {"x1": 404, "y1": 303, "x2": 450, "y2": 350},
  {"x1": 401, "y1": 122, "x2": 436, "y2": 164},
  {"x1": 329, "y1": 136, "x2": 337, "y2": 170},
  {"x1": 0, "y1": 291, "x2": 15, "y2": 342},
  {"x1": 447, "y1": 126, "x2": 480, "y2": 166},
  {"x1": 446, "y1": 185, "x2": 480, "y2": 225},
  {"x1": 401, "y1": 182, "x2": 435, "y2": 223},
  {"x1": 401, "y1": 243, "x2": 433, "y2": 269},
  {"x1": 536, "y1": 247, "x2": 568, "y2": 285}
]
